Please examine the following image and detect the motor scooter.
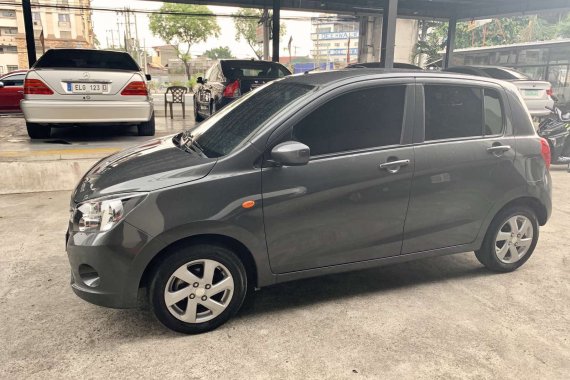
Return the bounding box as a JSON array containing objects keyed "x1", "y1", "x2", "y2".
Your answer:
[{"x1": 538, "y1": 106, "x2": 570, "y2": 170}]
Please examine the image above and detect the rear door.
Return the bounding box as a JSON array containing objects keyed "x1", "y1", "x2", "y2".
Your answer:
[
  {"x1": 262, "y1": 80, "x2": 416, "y2": 273},
  {"x1": 0, "y1": 73, "x2": 25, "y2": 111},
  {"x1": 402, "y1": 79, "x2": 516, "y2": 254}
]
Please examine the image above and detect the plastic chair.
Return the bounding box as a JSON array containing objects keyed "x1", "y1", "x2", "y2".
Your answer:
[{"x1": 164, "y1": 86, "x2": 187, "y2": 119}]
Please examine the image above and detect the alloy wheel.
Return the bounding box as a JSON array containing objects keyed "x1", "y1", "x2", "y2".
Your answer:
[{"x1": 494, "y1": 215, "x2": 534, "y2": 264}]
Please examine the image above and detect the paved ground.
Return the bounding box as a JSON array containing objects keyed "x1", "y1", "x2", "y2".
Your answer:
[{"x1": 0, "y1": 169, "x2": 569, "y2": 379}]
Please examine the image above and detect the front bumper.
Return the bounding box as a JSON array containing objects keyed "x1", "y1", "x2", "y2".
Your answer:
[
  {"x1": 22, "y1": 100, "x2": 153, "y2": 123},
  {"x1": 66, "y1": 221, "x2": 153, "y2": 309}
]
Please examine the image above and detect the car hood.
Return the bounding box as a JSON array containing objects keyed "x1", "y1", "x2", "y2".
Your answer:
[{"x1": 72, "y1": 134, "x2": 217, "y2": 202}]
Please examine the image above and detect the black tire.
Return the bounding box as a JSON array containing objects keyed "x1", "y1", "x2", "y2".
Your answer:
[
  {"x1": 138, "y1": 113, "x2": 155, "y2": 136},
  {"x1": 475, "y1": 206, "x2": 539, "y2": 273},
  {"x1": 26, "y1": 122, "x2": 51, "y2": 139},
  {"x1": 194, "y1": 99, "x2": 204, "y2": 122},
  {"x1": 149, "y1": 244, "x2": 247, "y2": 334}
]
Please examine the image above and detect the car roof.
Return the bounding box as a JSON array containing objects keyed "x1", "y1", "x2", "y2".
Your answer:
[
  {"x1": 0, "y1": 69, "x2": 28, "y2": 78},
  {"x1": 280, "y1": 68, "x2": 509, "y2": 88}
]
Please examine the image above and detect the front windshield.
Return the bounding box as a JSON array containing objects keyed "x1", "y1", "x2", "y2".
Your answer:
[{"x1": 187, "y1": 81, "x2": 315, "y2": 157}]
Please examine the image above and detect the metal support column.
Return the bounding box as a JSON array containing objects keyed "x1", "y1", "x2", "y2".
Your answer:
[
  {"x1": 272, "y1": 0, "x2": 280, "y2": 62},
  {"x1": 21, "y1": 0, "x2": 36, "y2": 68},
  {"x1": 444, "y1": 15, "x2": 457, "y2": 69},
  {"x1": 380, "y1": 0, "x2": 398, "y2": 68}
]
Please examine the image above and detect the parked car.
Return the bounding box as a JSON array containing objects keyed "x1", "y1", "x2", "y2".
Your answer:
[
  {"x1": 21, "y1": 49, "x2": 155, "y2": 139},
  {"x1": 444, "y1": 65, "x2": 554, "y2": 117},
  {"x1": 193, "y1": 59, "x2": 291, "y2": 121},
  {"x1": 0, "y1": 69, "x2": 27, "y2": 113},
  {"x1": 346, "y1": 62, "x2": 423, "y2": 70},
  {"x1": 67, "y1": 70, "x2": 552, "y2": 334}
]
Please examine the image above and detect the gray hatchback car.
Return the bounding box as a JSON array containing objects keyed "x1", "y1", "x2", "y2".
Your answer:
[{"x1": 67, "y1": 70, "x2": 552, "y2": 334}]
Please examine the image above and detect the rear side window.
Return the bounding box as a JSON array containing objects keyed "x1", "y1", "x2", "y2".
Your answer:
[
  {"x1": 293, "y1": 86, "x2": 406, "y2": 156},
  {"x1": 1, "y1": 73, "x2": 24, "y2": 86},
  {"x1": 484, "y1": 89, "x2": 504, "y2": 135},
  {"x1": 34, "y1": 49, "x2": 139, "y2": 71},
  {"x1": 424, "y1": 85, "x2": 483, "y2": 140}
]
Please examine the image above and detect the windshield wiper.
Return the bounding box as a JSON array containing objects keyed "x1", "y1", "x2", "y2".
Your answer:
[{"x1": 180, "y1": 132, "x2": 207, "y2": 157}]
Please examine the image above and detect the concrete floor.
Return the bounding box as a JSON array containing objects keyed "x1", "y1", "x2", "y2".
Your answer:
[{"x1": 0, "y1": 170, "x2": 569, "y2": 379}]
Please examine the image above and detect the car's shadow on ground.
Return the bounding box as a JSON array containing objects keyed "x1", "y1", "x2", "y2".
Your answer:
[
  {"x1": 102, "y1": 253, "x2": 491, "y2": 338},
  {"x1": 43, "y1": 125, "x2": 142, "y2": 142}
]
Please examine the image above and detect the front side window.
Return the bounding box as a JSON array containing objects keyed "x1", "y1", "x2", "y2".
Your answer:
[
  {"x1": 293, "y1": 86, "x2": 406, "y2": 156},
  {"x1": 424, "y1": 85, "x2": 483, "y2": 141},
  {"x1": 2, "y1": 74, "x2": 25, "y2": 86}
]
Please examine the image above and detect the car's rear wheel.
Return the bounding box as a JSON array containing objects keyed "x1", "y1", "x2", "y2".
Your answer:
[
  {"x1": 26, "y1": 122, "x2": 51, "y2": 139},
  {"x1": 194, "y1": 98, "x2": 204, "y2": 122},
  {"x1": 475, "y1": 206, "x2": 539, "y2": 272},
  {"x1": 149, "y1": 244, "x2": 247, "y2": 334},
  {"x1": 137, "y1": 113, "x2": 155, "y2": 136}
]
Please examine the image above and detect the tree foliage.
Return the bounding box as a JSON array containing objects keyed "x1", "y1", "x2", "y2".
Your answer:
[
  {"x1": 149, "y1": 4, "x2": 220, "y2": 79},
  {"x1": 233, "y1": 8, "x2": 286, "y2": 59},
  {"x1": 204, "y1": 46, "x2": 235, "y2": 60}
]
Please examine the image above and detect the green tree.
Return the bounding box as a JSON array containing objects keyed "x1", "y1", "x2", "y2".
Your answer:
[
  {"x1": 204, "y1": 46, "x2": 234, "y2": 59},
  {"x1": 233, "y1": 8, "x2": 286, "y2": 59},
  {"x1": 149, "y1": 4, "x2": 220, "y2": 79}
]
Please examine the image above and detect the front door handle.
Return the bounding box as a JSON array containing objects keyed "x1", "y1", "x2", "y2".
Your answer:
[
  {"x1": 487, "y1": 145, "x2": 511, "y2": 156},
  {"x1": 379, "y1": 159, "x2": 410, "y2": 174}
]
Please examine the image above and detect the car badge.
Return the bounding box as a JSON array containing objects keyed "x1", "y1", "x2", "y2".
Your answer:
[{"x1": 82, "y1": 72, "x2": 90, "y2": 79}]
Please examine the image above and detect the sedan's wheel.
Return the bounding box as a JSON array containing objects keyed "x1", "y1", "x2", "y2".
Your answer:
[
  {"x1": 26, "y1": 122, "x2": 51, "y2": 139},
  {"x1": 150, "y1": 244, "x2": 247, "y2": 334},
  {"x1": 475, "y1": 206, "x2": 539, "y2": 272},
  {"x1": 137, "y1": 113, "x2": 155, "y2": 136}
]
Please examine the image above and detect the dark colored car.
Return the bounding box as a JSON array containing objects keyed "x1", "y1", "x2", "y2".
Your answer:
[
  {"x1": 67, "y1": 70, "x2": 552, "y2": 334},
  {"x1": 0, "y1": 70, "x2": 27, "y2": 113},
  {"x1": 346, "y1": 62, "x2": 423, "y2": 70},
  {"x1": 193, "y1": 59, "x2": 291, "y2": 121}
]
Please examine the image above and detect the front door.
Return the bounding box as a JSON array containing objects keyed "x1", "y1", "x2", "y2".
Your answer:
[
  {"x1": 262, "y1": 83, "x2": 415, "y2": 274},
  {"x1": 402, "y1": 81, "x2": 516, "y2": 253}
]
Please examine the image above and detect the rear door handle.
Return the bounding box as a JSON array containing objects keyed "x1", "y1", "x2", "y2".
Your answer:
[
  {"x1": 487, "y1": 145, "x2": 511, "y2": 156},
  {"x1": 379, "y1": 159, "x2": 410, "y2": 174}
]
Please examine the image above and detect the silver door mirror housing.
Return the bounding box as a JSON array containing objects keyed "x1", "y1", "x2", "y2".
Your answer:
[{"x1": 271, "y1": 141, "x2": 310, "y2": 166}]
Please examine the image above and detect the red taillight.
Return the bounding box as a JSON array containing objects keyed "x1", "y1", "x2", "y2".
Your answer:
[
  {"x1": 540, "y1": 138, "x2": 551, "y2": 170},
  {"x1": 223, "y1": 80, "x2": 241, "y2": 98},
  {"x1": 546, "y1": 88, "x2": 553, "y2": 97},
  {"x1": 121, "y1": 81, "x2": 148, "y2": 96},
  {"x1": 24, "y1": 79, "x2": 53, "y2": 95}
]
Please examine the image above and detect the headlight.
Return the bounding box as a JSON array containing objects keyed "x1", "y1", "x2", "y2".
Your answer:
[{"x1": 71, "y1": 192, "x2": 148, "y2": 233}]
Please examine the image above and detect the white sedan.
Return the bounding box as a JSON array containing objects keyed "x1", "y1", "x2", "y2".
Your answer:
[{"x1": 21, "y1": 48, "x2": 154, "y2": 139}]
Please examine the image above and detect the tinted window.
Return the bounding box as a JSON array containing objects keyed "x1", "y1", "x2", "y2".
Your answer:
[
  {"x1": 222, "y1": 61, "x2": 291, "y2": 80},
  {"x1": 192, "y1": 82, "x2": 315, "y2": 157},
  {"x1": 34, "y1": 49, "x2": 139, "y2": 71},
  {"x1": 481, "y1": 67, "x2": 528, "y2": 80},
  {"x1": 425, "y1": 85, "x2": 483, "y2": 140},
  {"x1": 484, "y1": 89, "x2": 504, "y2": 135},
  {"x1": 292, "y1": 86, "x2": 406, "y2": 156},
  {"x1": 1, "y1": 73, "x2": 24, "y2": 86}
]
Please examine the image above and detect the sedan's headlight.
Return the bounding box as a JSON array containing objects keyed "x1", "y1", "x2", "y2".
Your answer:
[{"x1": 71, "y1": 192, "x2": 148, "y2": 233}]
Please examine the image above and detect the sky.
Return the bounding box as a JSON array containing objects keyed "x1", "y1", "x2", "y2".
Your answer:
[{"x1": 91, "y1": 0, "x2": 316, "y2": 58}]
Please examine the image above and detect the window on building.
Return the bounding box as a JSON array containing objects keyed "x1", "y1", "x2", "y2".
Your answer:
[
  {"x1": 1, "y1": 10, "x2": 16, "y2": 18},
  {"x1": 424, "y1": 85, "x2": 484, "y2": 141},
  {"x1": 58, "y1": 14, "x2": 70, "y2": 22},
  {"x1": 292, "y1": 86, "x2": 406, "y2": 156},
  {"x1": 484, "y1": 89, "x2": 504, "y2": 136},
  {"x1": 60, "y1": 31, "x2": 72, "y2": 39},
  {"x1": 32, "y1": 12, "x2": 40, "y2": 21},
  {"x1": 0, "y1": 45, "x2": 17, "y2": 54},
  {"x1": 0, "y1": 27, "x2": 18, "y2": 35},
  {"x1": 7, "y1": 65, "x2": 19, "y2": 72}
]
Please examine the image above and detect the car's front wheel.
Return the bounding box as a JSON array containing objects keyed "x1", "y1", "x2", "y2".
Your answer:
[
  {"x1": 138, "y1": 113, "x2": 155, "y2": 136},
  {"x1": 475, "y1": 206, "x2": 539, "y2": 272},
  {"x1": 149, "y1": 244, "x2": 247, "y2": 334},
  {"x1": 26, "y1": 122, "x2": 51, "y2": 139}
]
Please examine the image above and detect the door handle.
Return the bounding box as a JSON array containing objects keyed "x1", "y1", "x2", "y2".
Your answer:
[
  {"x1": 487, "y1": 145, "x2": 511, "y2": 156},
  {"x1": 379, "y1": 159, "x2": 410, "y2": 174}
]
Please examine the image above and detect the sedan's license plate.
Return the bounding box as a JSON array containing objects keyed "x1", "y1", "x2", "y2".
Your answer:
[
  {"x1": 525, "y1": 89, "x2": 540, "y2": 97},
  {"x1": 67, "y1": 82, "x2": 108, "y2": 94}
]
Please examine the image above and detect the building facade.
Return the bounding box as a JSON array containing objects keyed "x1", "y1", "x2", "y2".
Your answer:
[
  {"x1": 0, "y1": 0, "x2": 94, "y2": 74},
  {"x1": 311, "y1": 16, "x2": 418, "y2": 67}
]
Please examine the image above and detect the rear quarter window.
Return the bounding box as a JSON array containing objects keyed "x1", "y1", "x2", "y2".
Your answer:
[{"x1": 34, "y1": 50, "x2": 139, "y2": 71}]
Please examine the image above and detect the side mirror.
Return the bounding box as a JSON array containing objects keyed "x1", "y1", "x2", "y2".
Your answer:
[
  {"x1": 0, "y1": 81, "x2": 4, "y2": 88},
  {"x1": 270, "y1": 141, "x2": 310, "y2": 166},
  {"x1": 145, "y1": 74, "x2": 151, "y2": 81},
  {"x1": 196, "y1": 76, "x2": 204, "y2": 84}
]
